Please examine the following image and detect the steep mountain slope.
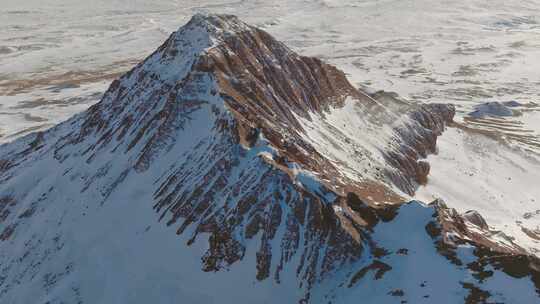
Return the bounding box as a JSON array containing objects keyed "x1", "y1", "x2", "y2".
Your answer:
[{"x1": 0, "y1": 14, "x2": 539, "y2": 303}]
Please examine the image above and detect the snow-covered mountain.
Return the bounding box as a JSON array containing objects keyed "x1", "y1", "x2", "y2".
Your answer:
[{"x1": 0, "y1": 14, "x2": 539, "y2": 303}]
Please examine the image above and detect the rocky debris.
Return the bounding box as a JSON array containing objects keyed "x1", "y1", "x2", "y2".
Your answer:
[
  {"x1": 387, "y1": 289, "x2": 405, "y2": 297},
  {"x1": 463, "y1": 210, "x2": 489, "y2": 230},
  {"x1": 430, "y1": 199, "x2": 526, "y2": 254},
  {"x1": 521, "y1": 227, "x2": 540, "y2": 241},
  {"x1": 0, "y1": 159, "x2": 10, "y2": 172},
  {"x1": 0, "y1": 224, "x2": 16, "y2": 241},
  {"x1": 348, "y1": 260, "x2": 392, "y2": 287},
  {"x1": 0, "y1": 196, "x2": 15, "y2": 223},
  {"x1": 461, "y1": 282, "x2": 491, "y2": 304}
]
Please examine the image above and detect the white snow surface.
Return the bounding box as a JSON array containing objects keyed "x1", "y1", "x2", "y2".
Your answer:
[
  {"x1": 0, "y1": 2, "x2": 540, "y2": 302},
  {"x1": 294, "y1": 96, "x2": 414, "y2": 199},
  {"x1": 417, "y1": 127, "x2": 540, "y2": 254},
  {"x1": 322, "y1": 202, "x2": 539, "y2": 303}
]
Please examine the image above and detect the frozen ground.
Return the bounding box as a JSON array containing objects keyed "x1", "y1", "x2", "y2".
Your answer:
[{"x1": 1, "y1": 0, "x2": 539, "y2": 251}]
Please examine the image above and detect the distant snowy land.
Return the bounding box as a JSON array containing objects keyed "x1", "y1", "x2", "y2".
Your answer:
[{"x1": 1, "y1": 2, "x2": 540, "y2": 303}]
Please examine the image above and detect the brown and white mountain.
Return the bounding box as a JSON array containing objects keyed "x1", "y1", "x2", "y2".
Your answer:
[{"x1": 0, "y1": 14, "x2": 538, "y2": 303}]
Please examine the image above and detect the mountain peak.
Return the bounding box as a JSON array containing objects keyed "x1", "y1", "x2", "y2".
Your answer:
[
  {"x1": 4, "y1": 15, "x2": 536, "y2": 304},
  {"x1": 161, "y1": 13, "x2": 252, "y2": 56},
  {"x1": 184, "y1": 13, "x2": 249, "y2": 35}
]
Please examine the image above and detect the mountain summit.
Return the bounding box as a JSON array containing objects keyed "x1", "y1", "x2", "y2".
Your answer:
[{"x1": 0, "y1": 14, "x2": 538, "y2": 303}]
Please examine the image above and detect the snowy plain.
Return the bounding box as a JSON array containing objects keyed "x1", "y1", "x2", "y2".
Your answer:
[{"x1": 1, "y1": 0, "x2": 539, "y2": 142}]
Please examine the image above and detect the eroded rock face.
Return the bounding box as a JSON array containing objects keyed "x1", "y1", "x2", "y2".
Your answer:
[
  {"x1": 431, "y1": 200, "x2": 526, "y2": 254},
  {"x1": 427, "y1": 200, "x2": 540, "y2": 297},
  {"x1": 0, "y1": 14, "x2": 534, "y2": 303}
]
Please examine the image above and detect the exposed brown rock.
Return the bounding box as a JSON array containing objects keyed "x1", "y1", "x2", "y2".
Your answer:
[
  {"x1": 0, "y1": 196, "x2": 15, "y2": 223},
  {"x1": 0, "y1": 224, "x2": 16, "y2": 241},
  {"x1": 463, "y1": 210, "x2": 489, "y2": 230},
  {"x1": 461, "y1": 282, "x2": 491, "y2": 304},
  {"x1": 348, "y1": 260, "x2": 392, "y2": 287},
  {"x1": 383, "y1": 103, "x2": 455, "y2": 195},
  {"x1": 427, "y1": 200, "x2": 540, "y2": 296},
  {"x1": 432, "y1": 200, "x2": 525, "y2": 254},
  {"x1": 415, "y1": 160, "x2": 430, "y2": 185},
  {"x1": 522, "y1": 227, "x2": 540, "y2": 241},
  {"x1": 0, "y1": 160, "x2": 11, "y2": 173}
]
